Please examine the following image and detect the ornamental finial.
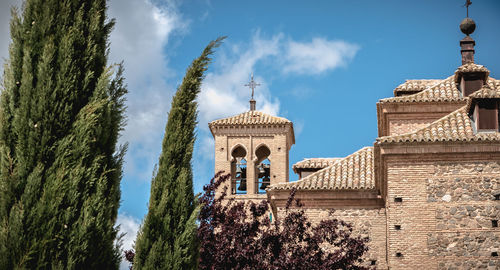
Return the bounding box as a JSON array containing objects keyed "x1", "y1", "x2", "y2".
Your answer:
[{"x1": 245, "y1": 73, "x2": 260, "y2": 111}]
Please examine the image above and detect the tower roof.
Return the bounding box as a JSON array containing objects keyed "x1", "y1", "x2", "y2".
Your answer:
[
  {"x1": 209, "y1": 110, "x2": 292, "y2": 126},
  {"x1": 208, "y1": 110, "x2": 295, "y2": 145}
]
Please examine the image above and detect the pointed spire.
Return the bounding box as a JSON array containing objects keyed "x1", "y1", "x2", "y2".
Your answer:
[{"x1": 244, "y1": 73, "x2": 260, "y2": 111}]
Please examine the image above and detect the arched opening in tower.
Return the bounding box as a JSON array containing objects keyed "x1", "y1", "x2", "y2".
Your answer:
[
  {"x1": 255, "y1": 145, "x2": 271, "y2": 194},
  {"x1": 231, "y1": 146, "x2": 247, "y2": 194}
]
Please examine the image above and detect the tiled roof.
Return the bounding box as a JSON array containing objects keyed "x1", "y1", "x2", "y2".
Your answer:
[
  {"x1": 454, "y1": 63, "x2": 490, "y2": 81},
  {"x1": 381, "y1": 76, "x2": 500, "y2": 104},
  {"x1": 468, "y1": 85, "x2": 500, "y2": 99},
  {"x1": 393, "y1": 79, "x2": 441, "y2": 96},
  {"x1": 377, "y1": 106, "x2": 500, "y2": 144},
  {"x1": 292, "y1": 158, "x2": 341, "y2": 173},
  {"x1": 209, "y1": 111, "x2": 291, "y2": 126},
  {"x1": 465, "y1": 85, "x2": 500, "y2": 113},
  {"x1": 269, "y1": 147, "x2": 374, "y2": 191},
  {"x1": 380, "y1": 76, "x2": 465, "y2": 103}
]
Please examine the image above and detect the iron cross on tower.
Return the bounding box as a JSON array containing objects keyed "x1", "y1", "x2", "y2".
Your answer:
[
  {"x1": 465, "y1": 0, "x2": 472, "y2": 17},
  {"x1": 245, "y1": 73, "x2": 260, "y2": 111}
]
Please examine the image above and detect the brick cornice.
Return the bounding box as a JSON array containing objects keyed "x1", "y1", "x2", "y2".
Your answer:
[{"x1": 267, "y1": 189, "x2": 384, "y2": 216}]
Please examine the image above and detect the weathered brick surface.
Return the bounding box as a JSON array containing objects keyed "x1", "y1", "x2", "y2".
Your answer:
[{"x1": 389, "y1": 119, "x2": 433, "y2": 135}]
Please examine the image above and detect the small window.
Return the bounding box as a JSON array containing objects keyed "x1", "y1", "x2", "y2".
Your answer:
[
  {"x1": 395, "y1": 225, "x2": 401, "y2": 230},
  {"x1": 492, "y1": 220, "x2": 498, "y2": 228},
  {"x1": 396, "y1": 252, "x2": 403, "y2": 257},
  {"x1": 394, "y1": 197, "x2": 403, "y2": 203},
  {"x1": 476, "y1": 100, "x2": 498, "y2": 131},
  {"x1": 370, "y1": 260, "x2": 377, "y2": 265},
  {"x1": 494, "y1": 194, "x2": 500, "y2": 201},
  {"x1": 492, "y1": 252, "x2": 499, "y2": 257}
]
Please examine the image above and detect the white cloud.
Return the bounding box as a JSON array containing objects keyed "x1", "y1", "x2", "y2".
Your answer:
[
  {"x1": 197, "y1": 34, "x2": 359, "y2": 127},
  {"x1": 116, "y1": 213, "x2": 141, "y2": 270},
  {"x1": 284, "y1": 38, "x2": 360, "y2": 75},
  {"x1": 197, "y1": 32, "x2": 282, "y2": 127},
  {"x1": 108, "y1": 0, "x2": 187, "y2": 181}
]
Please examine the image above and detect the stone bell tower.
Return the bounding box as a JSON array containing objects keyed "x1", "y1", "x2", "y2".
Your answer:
[{"x1": 208, "y1": 75, "x2": 295, "y2": 198}]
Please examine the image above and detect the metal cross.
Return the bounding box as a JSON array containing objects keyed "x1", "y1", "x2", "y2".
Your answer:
[
  {"x1": 244, "y1": 73, "x2": 260, "y2": 99},
  {"x1": 464, "y1": 0, "x2": 472, "y2": 17}
]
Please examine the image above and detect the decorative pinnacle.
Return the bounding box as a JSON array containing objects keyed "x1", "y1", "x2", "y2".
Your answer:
[
  {"x1": 245, "y1": 73, "x2": 260, "y2": 111},
  {"x1": 460, "y1": 0, "x2": 475, "y2": 36}
]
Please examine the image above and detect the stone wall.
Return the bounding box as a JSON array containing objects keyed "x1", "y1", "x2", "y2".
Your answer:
[
  {"x1": 435, "y1": 205, "x2": 500, "y2": 229},
  {"x1": 428, "y1": 231, "x2": 500, "y2": 256},
  {"x1": 437, "y1": 259, "x2": 499, "y2": 270},
  {"x1": 386, "y1": 160, "x2": 500, "y2": 269}
]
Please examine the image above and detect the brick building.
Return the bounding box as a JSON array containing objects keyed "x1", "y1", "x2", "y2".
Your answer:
[{"x1": 208, "y1": 17, "x2": 499, "y2": 269}]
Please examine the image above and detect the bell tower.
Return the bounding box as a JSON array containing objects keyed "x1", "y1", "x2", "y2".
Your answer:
[{"x1": 208, "y1": 76, "x2": 295, "y2": 198}]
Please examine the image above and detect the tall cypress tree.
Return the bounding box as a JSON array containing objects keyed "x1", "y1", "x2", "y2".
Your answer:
[
  {"x1": 133, "y1": 37, "x2": 224, "y2": 270},
  {"x1": 0, "y1": 0, "x2": 127, "y2": 269}
]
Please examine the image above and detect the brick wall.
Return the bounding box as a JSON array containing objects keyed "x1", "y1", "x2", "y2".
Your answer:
[
  {"x1": 388, "y1": 119, "x2": 433, "y2": 135},
  {"x1": 386, "y1": 161, "x2": 500, "y2": 269},
  {"x1": 277, "y1": 207, "x2": 388, "y2": 269}
]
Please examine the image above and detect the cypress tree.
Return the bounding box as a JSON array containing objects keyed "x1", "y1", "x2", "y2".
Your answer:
[
  {"x1": 0, "y1": 0, "x2": 127, "y2": 269},
  {"x1": 133, "y1": 37, "x2": 225, "y2": 270}
]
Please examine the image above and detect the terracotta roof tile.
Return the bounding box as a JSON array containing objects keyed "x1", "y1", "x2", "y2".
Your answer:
[
  {"x1": 465, "y1": 85, "x2": 500, "y2": 113},
  {"x1": 381, "y1": 75, "x2": 500, "y2": 104},
  {"x1": 454, "y1": 63, "x2": 490, "y2": 81},
  {"x1": 393, "y1": 79, "x2": 441, "y2": 96},
  {"x1": 468, "y1": 85, "x2": 500, "y2": 99},
  {"x1": 269, "y1": 147, "x2": 374, "y2": 191},
  {"x1": 209, "y1": 110, "x2": 291, "y2": 126},
  {"x1": 380, "y1": 76, "x2": 465, "y2": 103},
  {"x1": 292, "y1": 158, "x2": 341, "y2": 173},
  {"x1": 377, "y1": 106, "x2": 500, "y2": 144}
]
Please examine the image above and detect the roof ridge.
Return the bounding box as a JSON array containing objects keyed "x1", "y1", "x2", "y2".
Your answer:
[
  {"x1": 381, "y1": 75, "x2": 465, "y2": 103},
  {"x1": 292, "y1": 157, "x2": 343, "y2": 173}
]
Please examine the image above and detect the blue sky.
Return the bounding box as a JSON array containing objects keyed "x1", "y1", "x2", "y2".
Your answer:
[{"x1": 1, "y1": 0, "x2": 500, "y2": 267}]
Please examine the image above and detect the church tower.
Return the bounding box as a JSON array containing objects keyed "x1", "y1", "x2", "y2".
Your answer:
[{"x1": 208, "y1": 75, "x2": 295, "y2": 198}]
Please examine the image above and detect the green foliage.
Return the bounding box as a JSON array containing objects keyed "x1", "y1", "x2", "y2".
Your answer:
[
  {"x1": 0, "y1": 0, "x2": 127, "y2": 269},
  {"x1": 133, "y1": 37, "x2": 225, "y2": 270}
]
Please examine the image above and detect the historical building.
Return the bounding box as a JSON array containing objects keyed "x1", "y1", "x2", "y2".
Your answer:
[{"x1": 208, "y1": 15, "x2": 499, "y2": 269}]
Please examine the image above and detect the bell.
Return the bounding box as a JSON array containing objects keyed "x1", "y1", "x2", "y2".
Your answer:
[
  {"x1": 236, "y1": 166, "x2": 242, "y2": 174},
  {"x1": 259, "y1": 181, "x2": 269, "y2": 190},
  {"x1": 237, "y1": 179, "x2": 247, "y2": 191},
  {"x1": 259, "y1": 176, "x2": 270, "y2": 190}
]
